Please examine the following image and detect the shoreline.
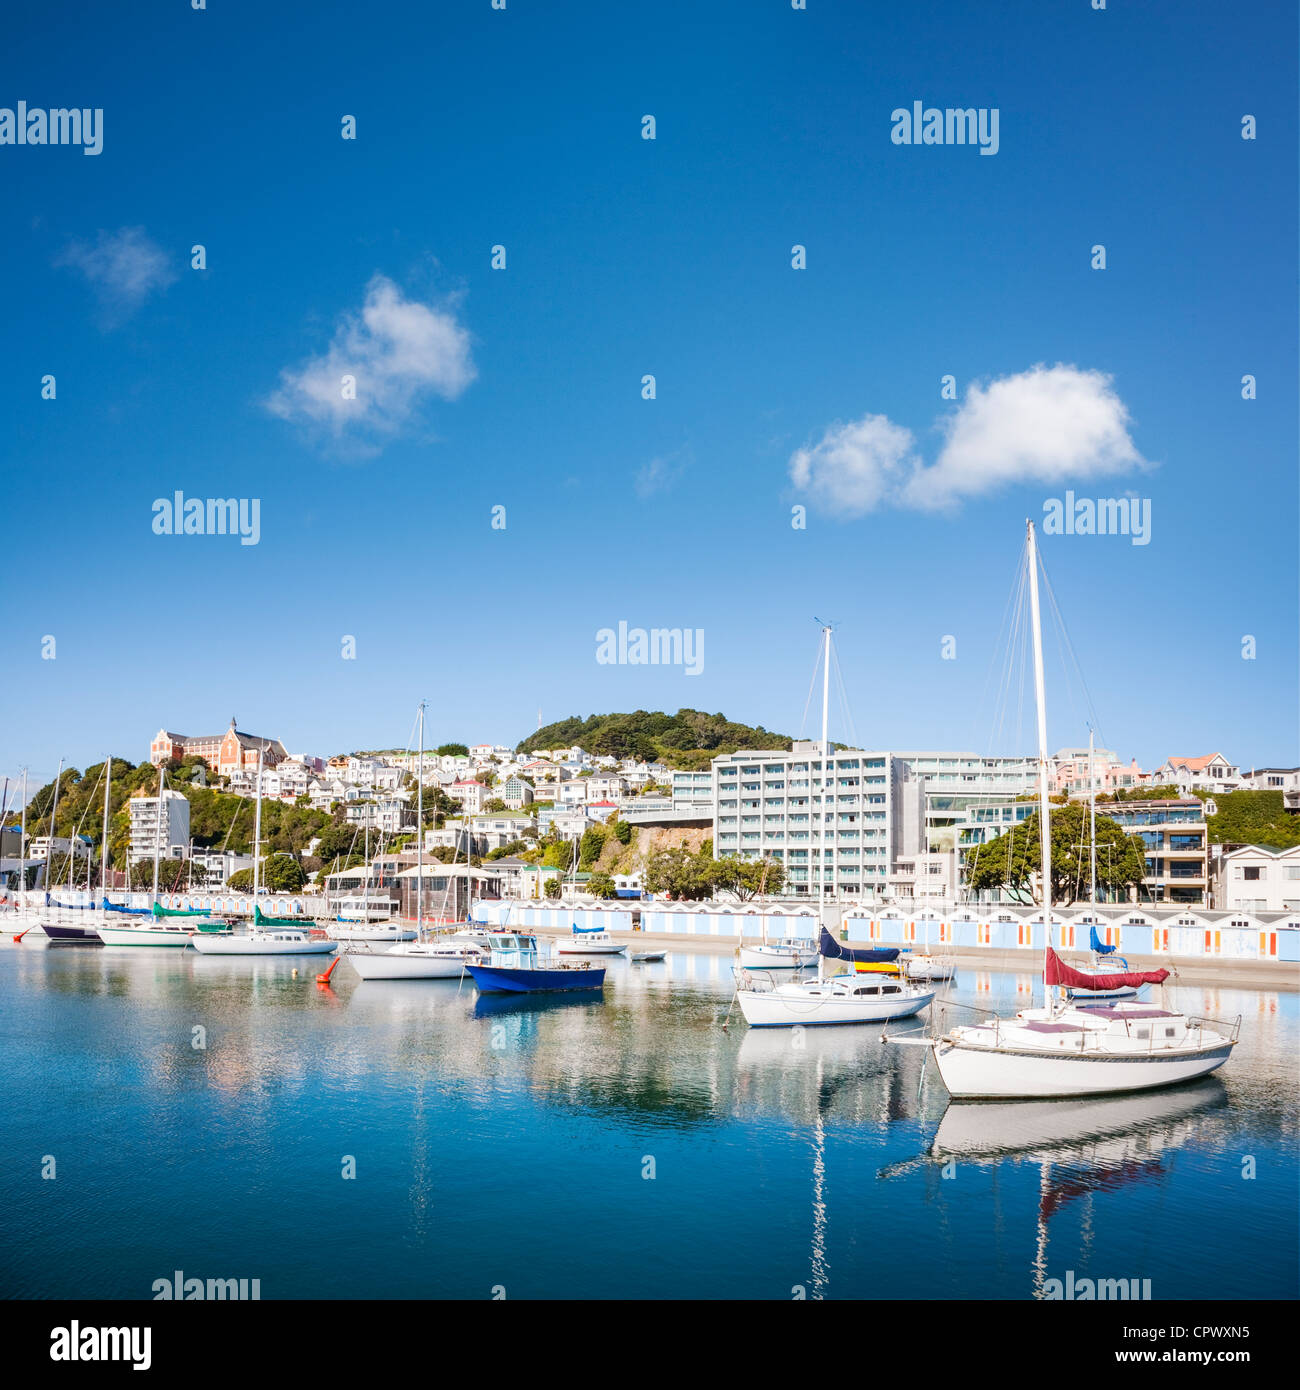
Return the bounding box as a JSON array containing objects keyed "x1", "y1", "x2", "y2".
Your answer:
[{"x1": 532, "y1": 929, "x2": 1300, "y2": 990}]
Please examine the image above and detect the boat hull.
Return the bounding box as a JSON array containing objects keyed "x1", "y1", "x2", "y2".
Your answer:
[
  {"x1": 329, "y1": 925, "x2": 417, "y2": 942},
  {"x1": 738, "y1": 945, "x2": 818, "y2": 970},
  {"x1": 467, "y1": 963, "x2": 606, "y2": 994},
  {"x1": 348, "y1": 950, "x2": 473, "y2": 979},
  {"x1": 40, "y1": 922, "x2": 103, "y2": 943},
  {"x1": 737, "y1": 985, "x2": 935, "y2": 1027},
  {"x1": 97, "y1": 925, "x2": 223, "y2": 947},
  {"x1": 191, "y1": 936, "x2": 336, "y2": 955},
  {"x1": 906, "y1": 958, "x2": 955, "y2": 982},
  {"x1": 933, "y1": 1037, "x2": 1235, "y2": 1099}
]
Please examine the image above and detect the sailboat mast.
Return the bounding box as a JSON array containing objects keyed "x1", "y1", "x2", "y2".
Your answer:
[
  {"x1": 47, "y1": 757, "x2": 64, "y2": 898},
  {"x1": 100, "y1": 755, "x2": 113, "y2": 897},
  {"x1": 252, "y1": 746, "x2": 264, "y2": 899},
  {"x1": 1026, "y1": 521, "x2": 1053, "y2": 1000},
  {"x1": 1088, "y1": 728, "x2": 1097, "y2": 904},
  {"x1": 18, "y1": 767, "x2": 27, "y2": 901},
  {"x1": 819, "y1": 624, "x2": 831, "y2": 923},
  {"x1": 416, "y1": 701, "x2": 424, "y2": 931},
  {"x1": 151, "y1": 764, "x2": 164, "y2": 903}
]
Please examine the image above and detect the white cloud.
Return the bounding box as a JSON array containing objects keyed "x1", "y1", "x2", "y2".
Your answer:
[
  {"x1": 56, "y1": 226, "x2": 176, "y2": 320},
  {"x1": 788, "y1": 414, "x2": 919, "y2": 516},
  {"x1": 790, "y1": 365, "x2": 1148, "y2": 516},
  {"x1": 267, "y1": 274, "x2": 475, "y2": 442},
  {"x1": 635, "y1": 448, "x2": 691, "y2": 498}
]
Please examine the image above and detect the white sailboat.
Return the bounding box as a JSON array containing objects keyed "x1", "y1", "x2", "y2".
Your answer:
[
  {"x1": 194, "y1": 749, "x2": 334, "y2": 956},
  {"x1": 347, "y1": 702, "x2": 484, "y2": 979},
  {"x1": 735, "y1": 624, "x2": 936, "y2": 1028},
  {"x1": 99, "y1": 765, "x2": 232, "y2": 947},
  {"x1": 930, "y1": 522, "x2": 1238, "y2": 1099}
]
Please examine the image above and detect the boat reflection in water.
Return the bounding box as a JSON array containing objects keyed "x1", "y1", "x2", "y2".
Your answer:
[{"x1": 885, "y1": 1079, "x2": 1230, "y2": 1298}]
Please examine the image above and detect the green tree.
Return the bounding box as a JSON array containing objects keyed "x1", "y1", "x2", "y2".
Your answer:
[
  {"x1": 964, "y1": 804, "x2": 1148, "y2": 905},
  {"x1": 587, "y1": 871, "x2": 617, "y2": 899},
  {"x1": 484, "y1": 798, "x2": 507, "y2": 813},
  {"x1": 644, "y1": 846, "x2": 716, "y2": 901},
  {"x1": 542, "y1": 839, "x2": 575, "y2": 871},
  {"x1": 578, "y1": 824, "x2": 607, "y2": 868},
  {"x1": 611, "y1": 819, "x2": 632, "y2": 846},
  {"x1": 713, "y1": 854, "x2": 785, "y2": 900},
  {"x1": 544, "y1": 877, "x2": 562, "y2": 900},
  {"x1": 436, "y1": 743, "x2": 469, "y2": 757}
]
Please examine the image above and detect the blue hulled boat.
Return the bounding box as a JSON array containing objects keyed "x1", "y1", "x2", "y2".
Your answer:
[{"x1": 466, "y1": 932, "x2": 606, "y2": 994}]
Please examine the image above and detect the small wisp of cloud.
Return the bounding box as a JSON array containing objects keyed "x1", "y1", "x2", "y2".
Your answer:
[
  {"x1": 790, "y1": 364, "x2": 1150, "y2": 518},
  {"x1": 266, "y1": 274, "x2": 475, "y2": 451},
  {"x1": 55, "y1": 226, "x2": 176, "y2": 324}
]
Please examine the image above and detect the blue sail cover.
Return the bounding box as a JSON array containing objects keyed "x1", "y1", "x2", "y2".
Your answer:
[
  {"x1": 571, "y1": 923, "x2": 604, "y2": 934},
  {"x1": 44, "y1": 894, "x2": 93, "y2": 910},
  {"x1": 102, "y1": 898, "x2": 151, "y2": 915},
  {"x1": 1089, "y1": 924, "x2": 1117, "y2": 955},
  {"x1": 818, "y1": 928, "x2": 899, "y2": 964}
]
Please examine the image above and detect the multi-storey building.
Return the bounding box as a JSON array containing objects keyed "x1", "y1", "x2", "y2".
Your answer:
[
  {"x1": 1051, "y1": 746, "x2": 1146, "y2": 798},
  {"x1": 128, "y1": 789, "x2": 191, "y2": 863},
  {"x1": 1213, "y1": 843, "x2": 1300, "y2": 912},
  {"x1": 1102, "y1": 798, "x2": 1209, "y2": 905},
  {"x1": 670, "y1": 770, "x2": 714, "y2": 815},
  {"x1": 1236, "y1": 767, "x2": 1300, "y2": 793},
  {"x1": 711, "y1": 741, "x2": 893, "y2": 899},
  {"x1": 150, "y1": 719, "x2": 286, "y2": 775}
]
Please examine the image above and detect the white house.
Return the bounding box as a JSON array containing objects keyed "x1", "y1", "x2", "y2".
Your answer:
[
  {"x1": 1155, "y1": 753, "x2": 1242, "y2": 794},
  {"x1": 447, "y1": 780, "x2": 488, "y2": 815},
  {"x1": 1215, "y1": 843, "x2": 1300, "y2": 912}
]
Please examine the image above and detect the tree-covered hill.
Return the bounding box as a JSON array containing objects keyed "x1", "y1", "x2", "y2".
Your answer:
[{"x1": 517, "y1": 709, "x2": 793, "y2": 768}]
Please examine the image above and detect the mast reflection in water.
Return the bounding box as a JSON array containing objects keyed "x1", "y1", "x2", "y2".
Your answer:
[{"x1": 1, "y1": 942, "x2": 1294, "y2": 1300}]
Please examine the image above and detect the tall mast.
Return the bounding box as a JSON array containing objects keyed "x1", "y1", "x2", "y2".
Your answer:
[
  {"x1": 1026, "y1": 521, "x2": 1053, "y2": 1001},
  {"x1": 819, "y1": 623, "x2": 831, "y2": 923},
  {"x1": 416, "y1": 701, "x2": 425, "y2": 931},
  {"x1": 18, "y1": 767, "x2": 27, "y2": 901},
  {"x1": 99, "y1": 755, "x2": 113, "y2": 896},
  {"x1": 252, "y1": 746, "x2": 264, "y2": 900},
  {"x1": 1088, "y1": 727, "x2": 1097, "y2": 905},
  {"x1": 151, "y1": 763, "x2": 164, "y2": 903},
  {"x1": 48, "y1": 757, "x2": 64, "y2": 898}
]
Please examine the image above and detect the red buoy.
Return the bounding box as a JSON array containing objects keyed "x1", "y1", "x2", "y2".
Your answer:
[
  {"x1": 316, "y1": 956, "x2": 341, "y2": 986},
  {"x1": 13, "y1": 928, "x2": 31, "y2": 944}
]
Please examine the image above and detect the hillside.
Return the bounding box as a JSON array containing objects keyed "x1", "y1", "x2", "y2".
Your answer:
[
  {"x1": 517, "y1": 709, "x2": 792, "y2": 769},
  {"x1": 1201, "y1": 790, "x2": 1300, "y2": 850}
]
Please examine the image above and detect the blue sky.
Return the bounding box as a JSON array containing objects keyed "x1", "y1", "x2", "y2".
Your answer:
[{"x1": 2, "y1": 0, "x2": 1296, "y2": 790}]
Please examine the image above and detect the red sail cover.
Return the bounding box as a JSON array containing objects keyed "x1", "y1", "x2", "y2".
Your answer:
[{"x1": 1045, "y1": 947, "x2": 1169, "y2": 991}]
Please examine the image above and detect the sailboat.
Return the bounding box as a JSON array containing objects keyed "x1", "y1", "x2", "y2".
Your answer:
[
  {"x1": 193, "y1": 748, "x2": 334, "y2": 956},
  {"x1": 99, "y1": 764, "x2": 232, "y2": 947},
  {"x1": 348, "y1": 702, "x2": 488, "y2": 979},
  {"x1": 734, "y1": 625, "x2": 936, "y2": 1027},
  {"x1": 929, "y1": 522, "x2": 1238, "y2": 1099},
  {"x1": 40, "y1": 758, "x2": 105, "y2": 943},
  {"x1": 903, "y1": 916, "x2": 956, "y2": 983}
]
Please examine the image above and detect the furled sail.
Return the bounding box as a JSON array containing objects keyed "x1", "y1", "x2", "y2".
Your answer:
[
  {"x1": 102, "y1": 898, "x2": 151, "y2": 915},
  {"x1": 1046, "y1": 947, "x2": 1168, "y2": 991},
  {"x1": 1089, "y1": 924, "x2": 1117, "y2": 955},
  {"x1": 254, "y1": 905, "x2": 299, "y2": 927},
  {"x1": 151, "y1": 904, "x2": 211, "y2": 918},
  {"x1": 571, "y1": 923, "x2": 604, "y2": 934},
  {"x1": 818, "y1": 928, "x2": 900, "y2": 964}
]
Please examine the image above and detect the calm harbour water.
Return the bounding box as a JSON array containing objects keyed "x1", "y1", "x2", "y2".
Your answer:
[{"x1": 2, "y1": 938, "x2": 1296, "y2": 1301}]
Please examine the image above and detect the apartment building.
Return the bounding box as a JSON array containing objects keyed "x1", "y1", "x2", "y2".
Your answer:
[
  {"x1": 1052, "y1": 746, "x2": 1146, "y2": 798},
  {"x1": 1214, "y1": 843, "x2": 1300, "y2": 912},
  {"x1": 1236, "y1": 767, "x2": 1300, "y2": 793},
  {"x1": 128, "y1": 789, "x2": 191, "y2": 863},
  {"x1": 671, "y1": 769, "x2": 714, "y2": 814},
  {"x1": 712, "y1": 741, "x2": 892, "y2": 899},
  {"x1": 1103, "y1": 798, "x2": 1209, "y2": 905}
]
